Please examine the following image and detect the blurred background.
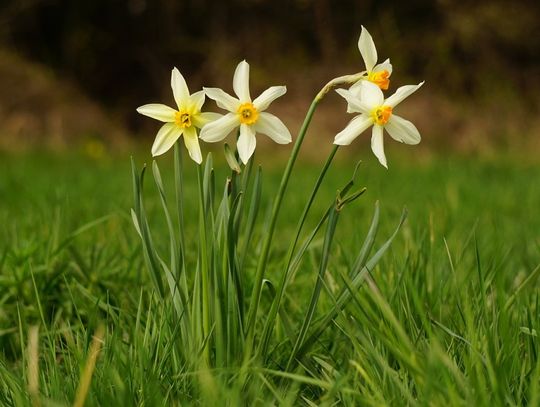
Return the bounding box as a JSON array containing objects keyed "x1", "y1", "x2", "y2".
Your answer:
[{"x1": 1, "y1": 0, "x2": 539, "y2": 157}]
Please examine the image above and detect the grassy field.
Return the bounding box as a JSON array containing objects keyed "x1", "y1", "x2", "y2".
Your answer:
[{"x1": 1, "y1": 148, "x2": 540, "y2": 405}]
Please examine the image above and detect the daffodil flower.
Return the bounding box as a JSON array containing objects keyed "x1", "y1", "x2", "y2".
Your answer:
[
  {"x1": 354, "y1": 26, "x2": 393, "y2": 91},
  {"x1": 200, "y1": 60, "x2": 292, "y2": 164},
  {"x1": 136, "y1": 68, "x2": 220, "y2": 163},
  {"x1": 334, "y1": 80, "x2": 424, "y2": 168}
]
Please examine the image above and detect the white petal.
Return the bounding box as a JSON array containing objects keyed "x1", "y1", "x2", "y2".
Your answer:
[
  {"x1": 385, "y1": 82, "x2": 424, "y2": 108},
  {"x1": 385, "y1": 115, "x2": 421, "y2": 145},
  {"x1": 348, "y1": 80, "x2": 362, "y2": 96},
  {"x1": 190, "y1": 90, "x2": 206, "y2": 111},
  {"x1": 373, "y1": 58, "x2": 393, "y2": 75},
  {"x1": 204, "y1": 87, "x2": 240, "y2": 112},
  {"x1": 359, "y1": 80, "x2": 384, "y2": 108},
  {"x1": 253, "y1": 112, "x2": 291, "y2": 144},
  {"x1": 371, "y1": 125, "x2": 387, "y2": 168},
  {"x1": 171, "y1": 67, "x2": 190, "y2": 109},
  {"x1": 182, "y1": 126, "x2": 202, "y2": 164},
  {"x1": 237, "y1": 124, "x2": 257, "y2": 164},
  {"x1": 233, "y1": 60, "x2": 251, "y2": 102},
  {"x1": 136, "y1": 104, "x2": 176, "y2": 122},
  {"x1": 253, "y1": 86, "x2": 287, "y2": 111},
  {"x1": 358, "y1": 26, "x2": 377, "y2": 72},
  {"x1": 335, "y1": 88, "x2": 370, "y2": 114},
  {"x1": 199, "y1": 113, "x2": 239, "y2": 142},
  {"x1": 152, "y1": 123, "x2": 183, "y2": 156},
  {"x1": 192, "y1": 112, "x2": 222, "y2": 128},
  {"x1": 334, "y1": 114, "x2": 373, "y2": 145}
]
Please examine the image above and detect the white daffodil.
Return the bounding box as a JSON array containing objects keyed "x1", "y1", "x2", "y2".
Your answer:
[
  {"x1": 334, "y1": 80, "x2": 424, "y2": 168},
  {"x1": 353, "y1": 26, "x2": 393, "y2": 91},
  {"x1": 200, "y1": 60, "x2": 292, "y2": 164},
  {"x1": 136, "y1": 68, "x2": 221, "y2": 163}
]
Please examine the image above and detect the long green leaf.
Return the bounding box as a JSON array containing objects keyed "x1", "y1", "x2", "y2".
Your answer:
[
  {"x1": 295, "y1": 208, "x2": 408, "y2": 361},
  {"x1": 286, "y1": 202, "x2": 341, "y2": 370},
  {"x1": 131, "y1": 159, "x2": 165, "y2": 297},
  {"x1": 239, "y1": 166, "x2": 262, "y2": 272},
  {"x1": 258, "y1": 159, "x2": 361, "y2": 356},
  {"x1": 350, "y1": 200, "x2": 380, "y2": 277}
]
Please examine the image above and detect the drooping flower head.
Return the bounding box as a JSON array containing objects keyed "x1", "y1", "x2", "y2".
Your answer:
[
  {"x1": 200, "y1": 60, "x2": 292, "y2": 164},
  {"x1": 356, "y1": 26, "x2": 393, "y2": 91},
  {"x1": 334, "y1": 80, "x2": 424, "y2": 168},
  {"x1": 136, "y1": 68, "x2": 220, "y2": 163}
]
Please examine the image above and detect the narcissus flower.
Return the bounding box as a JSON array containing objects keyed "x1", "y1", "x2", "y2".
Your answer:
[
  {"x1": 200, "y1": 60, "x2": 292, "y2": 164},
  {"x1": 136, "y1": 68, "x2": 220, "y2": 163},
  {"x1": 334, "y1": 80, "x2": 424, "y2": 168},
  {"x1": 355, "y1": 26, "x2": 393, "y2": 90}
]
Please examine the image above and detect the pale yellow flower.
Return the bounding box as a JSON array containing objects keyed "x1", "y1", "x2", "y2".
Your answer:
[{"x1": 137, "y1": 68, "x2": 220, "y2": 163}]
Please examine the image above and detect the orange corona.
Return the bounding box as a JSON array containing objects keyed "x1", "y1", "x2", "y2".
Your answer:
[
  {"x1": 372, "y1": 105, "x2": 392, "y2": 125},
  {"x1": 368, "y1": 70, "x2": 391, "y2": 90}
]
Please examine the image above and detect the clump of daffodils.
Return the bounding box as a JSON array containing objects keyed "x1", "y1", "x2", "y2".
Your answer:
[{"x1": 131, "y1": 26, "x2": 426, "y2": 382}]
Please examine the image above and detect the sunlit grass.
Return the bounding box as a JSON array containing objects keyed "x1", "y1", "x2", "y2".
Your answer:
[{"x1": 1, "y1": 150, "x2": 539, "y2": 405}]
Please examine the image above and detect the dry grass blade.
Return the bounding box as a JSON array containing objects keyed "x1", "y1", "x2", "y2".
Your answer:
[
  {"x1": 27, "y1": 325, "x2": 40, "y2": 407},
  {"x1": 73, "y1": 325, "x2": 105, "y2": 407}
]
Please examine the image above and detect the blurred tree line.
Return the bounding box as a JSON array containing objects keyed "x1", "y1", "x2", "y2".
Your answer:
[{"x1": 1, "y1": 0, "x2": 539, "y2": 133}]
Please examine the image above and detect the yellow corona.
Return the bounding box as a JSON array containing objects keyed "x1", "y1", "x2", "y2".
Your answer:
[
  {"x1": 237, "y1": 103, "x2": 259, "y2": 125},
  {"x1": 175, "y1": 111, "x2": 192, "y2": 128}
]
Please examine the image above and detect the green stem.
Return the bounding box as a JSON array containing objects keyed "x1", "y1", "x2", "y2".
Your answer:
[
  {"x1": 257, "y1": 145, "x2": 339, "y2": 356},
  {"x1": 174, "y1": 143, "x2": 186, "y2": 272},
  {"x1": 197, "y1": 164, "x2": 210, "y2": 363},
  {"x1": 244, "y1": 98, "x2": 320, "y2": 339},
  {"x1": 244, "y1": 72, "x2": 365, "y2": 357}
]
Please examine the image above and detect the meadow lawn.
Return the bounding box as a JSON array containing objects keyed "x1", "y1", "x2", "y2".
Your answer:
[{"x1": 1, "y1": 148, "x2": 539, "y2": 405}]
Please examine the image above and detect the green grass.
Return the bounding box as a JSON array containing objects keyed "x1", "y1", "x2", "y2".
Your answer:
[{"x1": 1, "y1": 148, "x2": 540, "y2": 405}]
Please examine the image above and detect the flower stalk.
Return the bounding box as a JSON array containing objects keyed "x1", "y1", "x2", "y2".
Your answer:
[
  {"x1": 244, "y1": 72, "x2": 371, "y2": 355},
  {"x1": 257, "y1": 144, "x2": 339, "y2": 356}
]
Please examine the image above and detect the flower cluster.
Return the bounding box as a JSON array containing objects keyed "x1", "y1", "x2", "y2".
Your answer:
[
  {"x1": 137, "y1": 26, "x2": 423, "y2": 168},
  {"x1": 333, "y1": 26, "x2": 424, "y2": 168},
  {"x1": 137, "y1": 62, "x2": 290, "y2": 165}
]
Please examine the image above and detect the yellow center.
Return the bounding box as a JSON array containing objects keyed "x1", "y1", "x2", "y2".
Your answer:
[
  {"x1": 371, "y1": 105, "x2": 393, "y2": 125},
  {"x1": 237, "y1": 103, "x2": 259, "y2": 125},
  {"x1": 368, "y1": 70, "x2": 391, "y2": 90},
  {"x1": 175, "y1": 111, "x2": 192, "y2": 128}
]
